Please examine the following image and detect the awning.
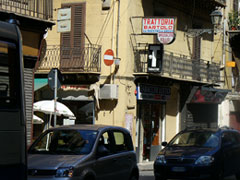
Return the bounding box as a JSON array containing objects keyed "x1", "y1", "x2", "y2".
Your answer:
[
  {"x1": 187, "y1": 86, "x2": 230, "y2": 104},
  {"x1": 34, "y1": 78, "x2": 48, "y2": 91}
]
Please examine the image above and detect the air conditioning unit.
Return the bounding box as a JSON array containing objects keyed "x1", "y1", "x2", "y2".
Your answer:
[{"x1": 99, "y1": 84, "x2": 118, "y2": 99}]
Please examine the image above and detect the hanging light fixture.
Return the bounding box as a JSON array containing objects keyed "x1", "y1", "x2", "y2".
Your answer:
[{"x1": 210, "y1": 9, "x2": 223, "y2": 26}]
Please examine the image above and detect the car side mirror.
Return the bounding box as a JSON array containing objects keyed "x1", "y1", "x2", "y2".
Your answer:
[
  {"x1": 97, "y1": 145, "x2": 109, "y2": 157},
  {"x1": 161, "y1": 142, "x2": 168, "y2": 147}
]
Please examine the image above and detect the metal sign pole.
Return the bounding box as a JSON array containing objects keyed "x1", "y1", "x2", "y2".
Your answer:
[{"x1": 54, "y1": 69, "x2": 57, "y2": 127}]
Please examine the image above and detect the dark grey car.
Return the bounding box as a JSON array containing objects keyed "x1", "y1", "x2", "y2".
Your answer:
[{"x1": 28, "y1": 124, "x2": 139, "y2": 180}]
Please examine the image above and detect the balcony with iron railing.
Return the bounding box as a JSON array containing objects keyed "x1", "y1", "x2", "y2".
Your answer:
[
  {"x1": 134, "y1": 46, "x2": 220, "y2": 84},
  {"x1": 0, "y1": 0, "x2": 53, "y2": 20},
  {"x1": 37, "y1": 44, "x2": 101, "y2": 73}
]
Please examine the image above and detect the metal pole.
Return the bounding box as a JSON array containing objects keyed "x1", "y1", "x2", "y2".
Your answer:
[
  {"x1": 116, "y1": 0, "x2": 120, "y2": 59},
  {"x1": 54, "y1": 69, "x2": 57, "y2": 127}
]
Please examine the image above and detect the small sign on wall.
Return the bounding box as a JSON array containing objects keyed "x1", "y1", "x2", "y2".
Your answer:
[
  {"x1": 125, "y1": 114, "x2": 133, "y2": 135},
  {"x1": 142, "y1": 17, "x2": 175, "y2": 34},
  {"x1": 142, "y1": 17, "x2": 177, "y2": 44},
  {"x1": 147, "y1": 44, "x2": 163, "y2": 73},
  {"x1": 136, "y1": 83, "x2": 171, "y2": 102},
  {"x1": 57, "y1": 8, "x2": 71, "y2": 33},
  {"x1": 57, "y1": 20, "x2": 71, "y2": 33}
]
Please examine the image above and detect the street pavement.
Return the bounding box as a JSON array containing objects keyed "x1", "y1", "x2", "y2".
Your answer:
[{"x1": 138, "y1": 162, "x2": 237, "y2": 180}]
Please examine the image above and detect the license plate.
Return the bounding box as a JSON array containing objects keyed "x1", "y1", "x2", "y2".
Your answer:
[{"x1": 171, "y1": 167, "x2": 186, "y2": 172}]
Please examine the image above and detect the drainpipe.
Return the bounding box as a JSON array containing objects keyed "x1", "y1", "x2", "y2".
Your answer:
[
  {"x1": 112, "y1": 0, "x2": 120, "y2": 84},
  {"x1": 111, "y1": 0, "x2": 115, "y2": 51},
  {"x1": 220, "y1": 8, "x2": 226, "y2": 89},
  {"x1": 112, "y1": 0, "x2": 120, "y2": 126},
  {"x1": 110, "y1": 0, "x2": 116, "y2": 82},
  {"x1": 116, "y1": 0, "x2": 120, "y2": 60},
  {"x1": 222, "y1": 18, "x2": 226, "y2": 68}
]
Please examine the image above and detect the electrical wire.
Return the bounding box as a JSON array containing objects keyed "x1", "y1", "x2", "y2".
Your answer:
[{"x1": 95, "y1": 2, "x2": 115, "y2": 45}]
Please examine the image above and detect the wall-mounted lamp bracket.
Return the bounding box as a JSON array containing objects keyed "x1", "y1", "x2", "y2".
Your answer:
[{"x1": 185, "y1": 29, "x2": 213, "y2": 38}]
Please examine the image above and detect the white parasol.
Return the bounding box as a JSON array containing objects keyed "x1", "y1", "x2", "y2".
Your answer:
[
  {"x1": 33, "y1": 100, "x2": 75, "y2": 117},
  {"x1": 33, "y1": 114, "x2": 44, "y2": 124}
]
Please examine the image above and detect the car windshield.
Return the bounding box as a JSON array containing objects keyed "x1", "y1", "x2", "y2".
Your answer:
[
  {"x1": 168, "y1": 131, "x2": 219, "y2": 148},
  {"x1": 29, "y1": 129, "x2": 98, "y2": 155}
]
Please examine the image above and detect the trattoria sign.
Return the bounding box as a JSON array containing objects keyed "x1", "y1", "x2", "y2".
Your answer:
[{"x1": 142, "y1": 17, "x2": 176, "y2": 44}]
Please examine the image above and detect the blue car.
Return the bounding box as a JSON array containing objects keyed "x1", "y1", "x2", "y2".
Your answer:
[{"x1": 154, "y1": 127, "x2": 240, "y2": 180}]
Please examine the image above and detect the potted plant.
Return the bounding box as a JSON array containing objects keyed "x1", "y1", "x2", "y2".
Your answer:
[{"x1": 228, "y1": 11, "x2": 240, "y2": 30}]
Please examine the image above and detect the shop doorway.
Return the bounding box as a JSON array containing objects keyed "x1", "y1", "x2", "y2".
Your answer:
[
  {"x1": 137, "y1": 102, "x2": 164, "y2": 162},
  {"x1": 61, "y1": 100, "x2": 95, "y2": 124}
]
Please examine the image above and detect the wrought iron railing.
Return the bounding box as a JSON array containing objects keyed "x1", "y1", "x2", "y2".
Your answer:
[
  {"x1": 134, "y1": 48, "x2": 220, "y2": 83},
  {"x1": 37, "y1": 45, "x2": 101, "y2": 73},
  {"x1": 0, "y1": 0, "x2": 53, "y2": 20}
]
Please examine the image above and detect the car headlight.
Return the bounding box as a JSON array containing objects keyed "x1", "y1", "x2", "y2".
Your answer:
[
  {"x1": 56, "y1": 167, "x2": 74, "y2": 177},
  {"x1": 155, "y1": 155, "x2": 166, "y2": 164},
  {"x1": 195, "y1": 156, "x2": 214, "y2": 165}
]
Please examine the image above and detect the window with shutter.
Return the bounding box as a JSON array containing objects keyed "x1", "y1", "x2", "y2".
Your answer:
[{"x1": 60, "y1": 3, "x2": 86, "y2": 71}]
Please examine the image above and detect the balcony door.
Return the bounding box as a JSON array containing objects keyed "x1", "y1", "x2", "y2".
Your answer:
[{"x1": 60, "y1": 3, "x2": 86, "y2": 71}]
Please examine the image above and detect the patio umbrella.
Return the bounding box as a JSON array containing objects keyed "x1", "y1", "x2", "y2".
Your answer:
[
  {"x1": 33, "y1": 100, "x2": 75, "y2": 117},
  {"x1": 33, "y1": 114, "x2": 44, "y2": 124}
]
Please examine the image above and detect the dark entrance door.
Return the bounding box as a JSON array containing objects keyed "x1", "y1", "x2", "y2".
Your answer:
[{"x1": 142, "y1": 103, "x2": 162, "y2": 161}]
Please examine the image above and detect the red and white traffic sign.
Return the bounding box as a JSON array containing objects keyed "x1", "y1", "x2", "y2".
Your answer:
[{"x1": 104, "y1": 49, "x2": 114, "y2": 66}]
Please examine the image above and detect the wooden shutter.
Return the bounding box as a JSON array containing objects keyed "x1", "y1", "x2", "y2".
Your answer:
[
  {"x1": 233, "y1": 0, "x2": 239, "y2": 12},
  {"x1": 60, "y1": 3, "x2": 86, "y2": 71}
]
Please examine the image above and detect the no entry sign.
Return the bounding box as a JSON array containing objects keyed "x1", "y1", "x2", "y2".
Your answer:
[{"x1": 104, "y1": 49, "x2": 114, "y2": 66}]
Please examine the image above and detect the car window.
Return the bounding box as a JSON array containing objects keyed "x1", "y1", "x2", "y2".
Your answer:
[
  {"x1": 98, "y1": 131, "x2": 114, "y2": 154},
  {"x1": 29, "y1": 130, "x2": 98, "y2": 155},
  {"x1": 169, "y1": 131, "x2": 219, "y2": 148},
  {"x1": 222, "y1": 132, "x2": 239, "y2": 146},
  {"x1": 233, "y1": 132, "x2": 240, "y2": 143},
  {"x1": 112, "y1": 131, "x2": 132, "y2": 152}
]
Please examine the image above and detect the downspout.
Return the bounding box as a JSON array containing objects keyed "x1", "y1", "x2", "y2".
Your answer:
[
  {"x1": 222, "y1": 16, "x2": 226, "y2": 89},
  {"x1": 111, "y1": 0, "x2": 115, "y2": 51},
  {"x1": 112, "y1": 0, "x2": 120, "y2": 126},
  {"x1": 112, "y1": 0, "x2": 120, "y2": 84},
  {"x1": 111, "y1": 0, "x2": 115, "y2": 82},
  {"x1": 116, "y1": 0, "x2": 120, "y2": 60}
]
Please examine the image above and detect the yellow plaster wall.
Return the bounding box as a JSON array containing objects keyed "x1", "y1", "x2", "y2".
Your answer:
[
  {"x1": 166, "y1": 85, "x2": 179, "y2": 142},
  {"x1": 46, "y1": 0, "x2": 225, "y2": 143}
]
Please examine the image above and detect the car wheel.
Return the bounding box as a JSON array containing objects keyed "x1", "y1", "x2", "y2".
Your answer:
[
  {"x1": 129, "y1": 175, "x2": 138, "y2": 180},
  {"x1": 155, "y1": 178, "x2": 166, "y2": 180},
  {"x1": 84, "y1": 175, "x2": 95, "y2": 180},
  {"x1": 212, "y1": 169, "x2": 224, "y2": 180},
  {"x1": 155, "y1": 176, "x2": 166, "y2": 180},
  {"x1": 236, "y1": 172, "x2": 240, "y2": 180}
]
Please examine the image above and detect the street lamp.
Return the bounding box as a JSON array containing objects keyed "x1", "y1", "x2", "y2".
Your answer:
[
  {"x1": 186, "y1": 9, "x2": 223, "y2": 37},
  {"x1": 210, "y1": 9, "x2": 223, "y2": 27}
]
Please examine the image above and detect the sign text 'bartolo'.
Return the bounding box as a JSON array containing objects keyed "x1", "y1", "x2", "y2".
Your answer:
[{"x1": 142, "y1": 18, "x2": 175, "y2": 34}]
